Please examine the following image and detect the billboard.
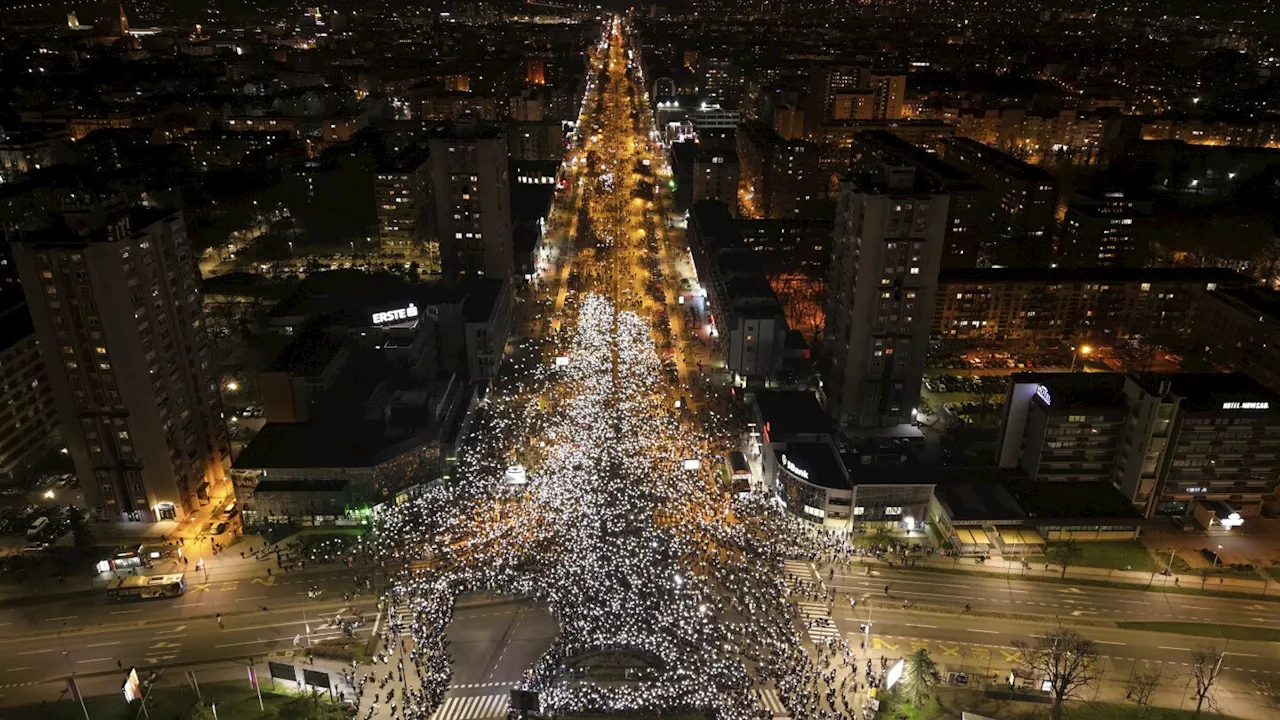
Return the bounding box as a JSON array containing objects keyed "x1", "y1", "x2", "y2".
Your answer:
[{"x1": 268, "y1": 661, "x2": 297, "y2": 684}]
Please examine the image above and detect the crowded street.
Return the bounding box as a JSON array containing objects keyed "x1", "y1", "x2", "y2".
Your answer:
[{"x1": 356, "y1": 16, "x2": 870, "y2": 720}]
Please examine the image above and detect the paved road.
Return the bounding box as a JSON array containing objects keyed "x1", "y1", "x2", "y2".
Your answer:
[
  {"x1": 0, "y1": 596, "x2": 378, "y2": 689},
  {"x1": 0, "y1": 567, "x2": 369, "y2": 636},
  {"x1": 812, "y1": 561, "x2": 1280, "y2": 627},
  {"x1": 358, "y1": 602, "x2": 558, "y2": 720}
]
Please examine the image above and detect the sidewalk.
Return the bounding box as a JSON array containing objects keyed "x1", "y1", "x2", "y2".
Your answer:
[{"x1": 858, "y1": 550, "x2": 1280, "y2": 598}]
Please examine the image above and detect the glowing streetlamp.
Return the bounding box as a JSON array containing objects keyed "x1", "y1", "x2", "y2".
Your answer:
[{"x1": 1069, "y1": 344, "x2": 1092, "y2": 372}]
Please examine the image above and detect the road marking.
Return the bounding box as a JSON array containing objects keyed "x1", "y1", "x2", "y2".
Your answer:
[
  {"x1": 86, "y1": 642, "x2": 122, "y2": 648},
  {"x1": 1180, "y1": 606, "x2": 1212, "y2": 610},
  {"x1": 45, "y1": 616, "x2": 78, "y2": 621},
  {"x1": 1118, "y1": 600, "x2": 1148, "y2": 605},
  {"x1": 1094, "y1": 641, "x2": 1127, "y2": 646},
  {"x1": 967, "y1": 629, "x2": 999, "y2": 634},
  {"x1": 1225, "y1": 652, "x2": 1259, "y2": 657},
  {"x1": 1158, "y1": 646, "x2": 1191, "y2": 652},
  {"x1": 5, "y1": 667, "x2": 32, "y2": 672},
  {"x1": 111, "y1": 609, "x2": 144, "y2": 615},
  {"x1": 905, "y1": 624, "x2": 936, "y2": 629},
  {"x1": 236, "y1": 596, "x2": 269, "y2": 602},
  {"x1": 77, "y1": 657, "x2": 115, "y2": 664},
  {"x1": 15, "y1": 649, "x2": 52, "y2": 656}
]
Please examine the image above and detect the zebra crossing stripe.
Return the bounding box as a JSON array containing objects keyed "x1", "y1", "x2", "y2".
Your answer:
[
  {"x1": 754, "y1": 688, "x2": 791, "y2": 718},
  {"x1": 429, "y1": 694, "x2": 508, "y2": 720}
]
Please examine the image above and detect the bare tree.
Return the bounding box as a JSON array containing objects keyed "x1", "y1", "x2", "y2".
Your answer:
[
  {"x1": 1190, "y1": 646, "x2": 1227, "y2": 718},
  {"x1": 1126, "y1": 663, "x2": 1163, "y2": 712},
  {"x1": 1012, "y1": 627, "x2": 1101, "y2": 720},
  {"x1": 1048, "y1": 538, "x2": 1085, "y2": 579}
]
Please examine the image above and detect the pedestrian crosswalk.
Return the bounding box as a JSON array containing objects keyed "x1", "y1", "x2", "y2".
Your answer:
[
  {"x1": 798, "y1": 600, "x2": 839, "y2": 643},
  {"x1": 428, "y1": 694, "x2": 509, "y2": 720},
  {"x1": 753, "y1": 688, "x2": 791, "y2": 718},
  {"x1": 783, "y1": 558, "x2": 813, "y2": 582}
]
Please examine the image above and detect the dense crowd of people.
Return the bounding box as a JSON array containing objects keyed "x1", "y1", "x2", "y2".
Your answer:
[{"x1": 358, "y1": 20, "x2": 887, "y2": 720}]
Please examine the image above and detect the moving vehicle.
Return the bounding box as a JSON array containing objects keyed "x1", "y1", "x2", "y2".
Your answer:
[{"x1": 107, "y1": 573, "x2": 187, "y2": 600}]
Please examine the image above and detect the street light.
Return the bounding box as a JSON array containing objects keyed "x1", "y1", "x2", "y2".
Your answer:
[{"x1": 1069, "y1": 344, "x2": 1092, "y2": 372}]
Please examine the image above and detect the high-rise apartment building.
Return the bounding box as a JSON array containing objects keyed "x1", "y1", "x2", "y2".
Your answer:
[
  {"x1": 736, "y1": 121, "x2": 820, "y2": 219},
  {"x1": 11, "y1": 203, "x2": 231, "y2": 521},
  {"x1": 936, "y1": 137, "x2": 1057, "y2": 266},
  {"x1": 0, "y1": 299, "x2": 60, "y2": 482},
  {"x1": 824, "y1": 164, "x2": 949, "y2": 428},
  {"x1": 692, "y1": 147, "x2": 740, "y2": 213},
  {"x1": 374, "y1": 150, "x2": 433, "y2": 256},
  {"x1": 850, "y1": 131, "x2": 983, "y2": 268},
  {"x1": 809, "y1": 66, "x2": 906, "y2": 122},
  {"x1": 427, "y1": 119, "x2": 513, "y2": 280},
  {"x1": 867, "y1": 73, "x2": 906, "y2": 121},
  {"x1": 1060, "y1": 191, "x2": 1151, "y2": 268}
]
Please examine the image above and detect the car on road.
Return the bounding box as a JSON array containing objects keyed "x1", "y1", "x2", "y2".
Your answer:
[
  {"x1": 1200, "y1": 548, "x2": 1220, "y2": 564},
  {"x1": 213, "y1": 522, "x2": 229, "y2": 536}
]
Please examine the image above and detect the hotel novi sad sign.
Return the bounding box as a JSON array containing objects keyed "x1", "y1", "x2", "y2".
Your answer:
[
  {"x1": 1222, "y1": 401, "x2": 1270, "y2": 410},
  {"x1": 371, "y1": 304, "x2": 419, "y2": 325}
]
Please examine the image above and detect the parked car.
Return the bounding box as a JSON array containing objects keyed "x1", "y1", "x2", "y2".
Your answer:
[{"x1": 26, "y1": 516, "x2": 49, "y2": 538}]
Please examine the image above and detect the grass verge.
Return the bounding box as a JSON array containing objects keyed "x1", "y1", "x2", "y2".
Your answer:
[
  {"x1": 12, "y1": 679, "x2": 346, "y2": 720},
  {"x1": 904, "y1": 562, "x2": 1280, "y2": 603},
  {"x1": 1117, "y1": 621, "x2": 1280, "y2": 642},
  {"x1": 903, "y1": 687, "x2": 1241, "y2": 720}
]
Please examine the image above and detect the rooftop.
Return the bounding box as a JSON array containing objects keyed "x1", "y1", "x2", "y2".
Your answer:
[
  {"x1": 1130, "y1": 372, "x2": 1280, "y2": 412},
  {"x1": 1006, "y1": 480, "x2": 1142, "y2": 521},
  {"x1": 1212, "y1": 286, "x2": 1280, "y2": 325},
  {"x1": 939, "y1": 136, "x2": 1055, "y2": 184},
  {"x1": 753, "y1": 390, "x2": 830, "y2": 439},
  {"x1": 461, "y1": 278, "x2": 506, "y2": 323},
  {"x1": 1013, "y1": 372, "x2": 1129, "y2": 411},
  {"x1": 265, "y1": 331, "x2": 343, "y2": 376},
  {"x1": 934, "y1": 478, "x2": 1026, "y2": 523},
  {"x1": 939, "y1": 267, "x2": 1249, "y2": 285}
]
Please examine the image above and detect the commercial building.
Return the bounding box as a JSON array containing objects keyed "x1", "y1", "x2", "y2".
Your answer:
[
  {"x1": 233, "y1": 378, "x2": 467, "y2": 526},
  {"x1": 751, "y1": 390, "x2": 847, "y2": 525},
  {"x1": 736, "y1": 121, "x2": 820, "y2": 219},
  {"x1": 996, "y1": 373, "x2": 1128, "y2": 484},
  {"x1": 936, "y1": 137, "x2": 1057, "y2": 266},
  {"x1": 823, "y1": 163, "x2": 949, "y2": 429},
  {"x1": 374, "y1": 150, "x2": 433, "y2": 253},
  {"x1": 11, "y1": 204, "x2": 231, "y2": 522},
  {"x1": 1060, "y1": 192, "x2": 1152, "y2": 268},
  {"x1": 933, "y1": 267, "x2": 1245, "y2": 345},
  {"x1": 0, "y1": 300, "x2": 59, "y2": 482},
  {"x1": 997, "y1": 372, "x2": 1280, "y2": 519},
  {"x1": 687, "y1": 201, "x2": 790, "y2": 384},
  {"x1": 427, "y1": 119, "x2": 514, "y2": 281}
]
